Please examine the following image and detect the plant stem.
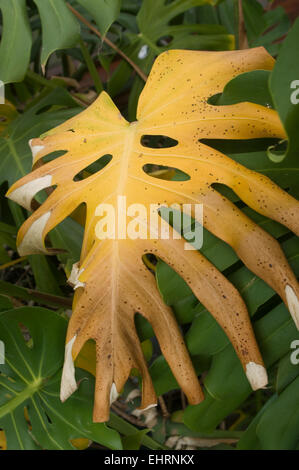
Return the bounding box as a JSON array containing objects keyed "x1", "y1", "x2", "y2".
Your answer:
[
  {"x1": 0, "y1": 257, "x2": 27, "y2": 270},
  {"x1": 109, "y1": 412, "x2": 167, "y2": 450},
  {"x1": 67, "y1": 3, "x2": 148, "y2": 82},
  {"x1": 0, "y1": 280, "x2": 72, "y2": 309},
  {"x1": 0, "y1": 378, "x2": 43, "y2": 419},
  {"x1": 237, "y1": 0, "x2": 249, "y2": 49},
  {"x1": 79, "y1": 38, "x2": 103, "y2": 94},
  {"x1": 26, "y1": 69, "x2": 60, "y2": 90}
]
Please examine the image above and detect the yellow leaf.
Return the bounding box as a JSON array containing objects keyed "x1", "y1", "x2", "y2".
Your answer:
[
  {"x1": 0, "y1": 430, "x2": 7, "y2": 450},
  {"x1": 75, "y1": 339, "x2": 96, "y2": 376},
  {"x1": 7, "y1": 48, "x2": 299, "y2": 422},
  {"x1": 70, "y1": 438, "x2": 91, "y2": 450}
]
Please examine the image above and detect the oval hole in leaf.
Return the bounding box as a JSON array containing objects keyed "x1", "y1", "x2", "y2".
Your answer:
[
  {"x1": 140, "y1": 135, "x2": 178, "y2": 149},
  {"x1": 142, "y1": 253, "x2": 158, "y2": 274},
  {"x1": 200, "y1": 138, "x2": 280, "y2": 154},
  {"x1": 41, "y1": 150, "x2": 67, "y2": 165},
  {"x1": 73, "y1": 154, "x2": 112, "y2": 181},
  {"x1": 18, "y1": 323, "x2": 33, "y2": 349},
  {"x1": 267, "y1": 139, "x2": 288, "y2": 163},
  {"x1": 143, "y1": 164, "x2": 190, "y2": 181},
  {"x1": 156, "y1": 35, "x2": 173, "y2": 47}
]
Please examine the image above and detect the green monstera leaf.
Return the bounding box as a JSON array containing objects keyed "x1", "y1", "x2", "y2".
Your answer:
[
  {"x1": 0, "y1": 306, "x2": 122, "y2": 450},
  {"x1": 0, "y1": 0, "x2": 121, "y2": 84}
]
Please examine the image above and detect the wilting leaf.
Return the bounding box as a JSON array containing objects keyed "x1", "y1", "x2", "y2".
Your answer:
[{"x1": 7, "y1": 48, "x2": 299, "y2": 422}]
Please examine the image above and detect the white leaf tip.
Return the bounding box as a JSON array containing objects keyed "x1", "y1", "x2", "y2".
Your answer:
[
  {"x1": 140, "y1": 403, "x2": 157, "y2": 412},
  {"x1": 18, "y1": 211, "x2": 51, "y2": 256},
  {"x1": 60, "y1": 335, "x2": 78, "y2": 402},
  {"x1": 29, "y1": 140, "x2": 45, "y2": 164},
  {"x1": 110, "y1": 383, "x2": 119, "y2": 404},
  {"x1": 285, "y1": 285, "x2": 299, "y2": 330},
  {"x1": 68, "y1": 262, "x2": 85, "y2": 290},
  {"x1": 246, "y1": 362, "x2": 268, "y2": 391},
  {"x1": 8, "y1": 175, "x2": 52, "y2": 211}
]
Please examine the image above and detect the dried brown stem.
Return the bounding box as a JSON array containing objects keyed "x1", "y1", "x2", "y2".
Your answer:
[
  {"x1": 158, "y1": 396, "x2": 170, "y2": 419},
  {"x1": 111, "y1": 403, "x2": 146, "y2": 427}
]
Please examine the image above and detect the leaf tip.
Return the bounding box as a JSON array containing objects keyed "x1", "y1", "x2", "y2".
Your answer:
[
  {"x1": 60, "y1": 335, "x2": 78, "y2": 403},
  {"x1": 246, "y1": 362, "x2": 268, "y2": 391},
  {"x1": 110, "y1": 383, "x2": 119, "y2": 405},
  {"x1": 285, "y1": 285, "x2": 299, "y2": 330},
  {"x1": 7, "y1": 175, "x2": 52, "y2": 211},
  {"x1": 139, "y1": 403, "x2": 157, "y2": 412},
  {"x1": 29, "y1": 139, "x2": 46, "y2": 164},
  {"x1": 68, "y1": 262, "x2": 85, "y2": 290},
  {"x1": 18, "y1": 211, "x2": 51, "y2": 256}
]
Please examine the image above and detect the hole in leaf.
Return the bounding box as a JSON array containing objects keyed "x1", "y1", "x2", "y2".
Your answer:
[
  {"x1": 143, "y1": 164, "x2": 190, "y2": 181},
  {"x1": 18, "y1": 323, "x2": 34, "y2": 349},
  {"x1": 211, "y1": 183, "x2": 241, "y2": 204},
  {"x1": 142, "y1": 253, "x2": 158, "y2": 274},
  {"x1": 134, "y1": 313, "x2": 154, "y2": 343},
  {"x1": 45, "y1": 412, "x2": 52, "y2": 423},
  {"x1": 73, "y1": 154, "x2": 112, "y2": 181},
  {"x1": 200, "y1": 138, "x2": 280, "y2": 154},
  {"x1": 41, "y1": 150, "x2": 67, "y2": 165},
  {"x1": 140, "y1": 135, "x2": 178, "y2": 149},
  {"x1": 267, "y1": 139, "x2": 288, "y2": 163},
  {"x1": 45, "y1": 202, "x2": 85, "y2": 263},
  {"x1": 156, "y1": 35, "x2": 173, "y2": 47},
  {"x1": 32, "y1": 185, "x2": 57, "y2": 211}
]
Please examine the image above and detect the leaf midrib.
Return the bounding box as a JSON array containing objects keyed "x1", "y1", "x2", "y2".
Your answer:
[{"x1": 0, "y1": 378, "x2": 42, "y2": 419}]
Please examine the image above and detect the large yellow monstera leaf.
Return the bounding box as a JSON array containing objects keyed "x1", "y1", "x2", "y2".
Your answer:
[{"x1": 7, "y1": 48, "x2": 299, "y2": 422}]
